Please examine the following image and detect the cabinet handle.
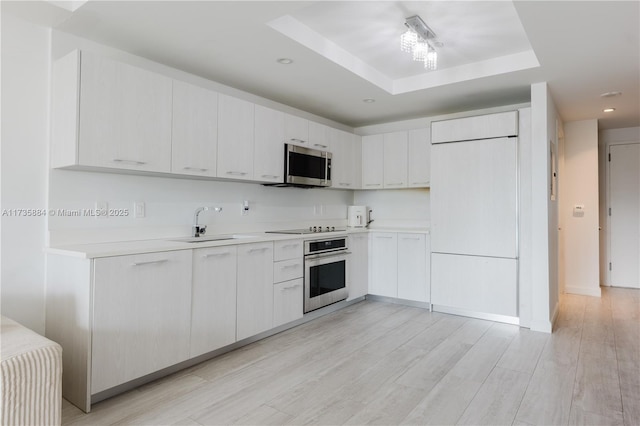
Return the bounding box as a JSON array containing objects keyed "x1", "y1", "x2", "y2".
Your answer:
[
  {"x1": 338, "y1": 183, "x2": 351, "y2": 187},
  {"x1": 375, "y1": 236, "x2": 393, "y2": 239},
  {"x1": 411, "y1": 182, "x2": 429, "y2": 185},
  {"x1": 281, "y1": 263, "x2": 300, "y2": 269},
  {"x1": 132, "y1": 259, "x2": 168, "y2": 266},
  {"x1": 386, "y1": 182, "x2": 404, "y2": 186},
  {"x1": 261, "y1": 174, "x2": 279, "y2": 179},
  {"x1": 365, "y1": 183, "x2": 381, "y2": 187},
  {"x1": 226, "y1": 171, "x2": 248, "y2": 176},
  {"x1": 281, "y1": 283, "x2": 302, "y2": 290},
  {"x1": 202, "y1": 252, "x2": 231, "y2": 258},
  {"x1": 184, "y1": 166, "x2": 209, "y2": 172},
  {"x1": 314, "y1": 143, "x2": 328, "y2": 149},
  {"x1": 248, "y1": 247, "x2": 270, "y2": 253},
  {"x1": 113, "y1": 158, "x2": 147, "y2": 165},
  {"x1": 281, "y1": 243, "x2": 299, "y2": 249},
  {"x1": 401, "y1": 237, "x2": 421, "y2": 241},
  {"x1": 290, "y1": 138, "x2": 306, "y2": 144}
]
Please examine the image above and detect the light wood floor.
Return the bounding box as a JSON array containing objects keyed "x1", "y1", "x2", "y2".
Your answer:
[{"x1": 62, "y1": 287, "x2": 639, "y2": 426}]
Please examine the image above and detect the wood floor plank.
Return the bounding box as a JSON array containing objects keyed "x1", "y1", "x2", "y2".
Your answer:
[
  {"x1": 456, "y1": 366, "x2": 530, "y2": 425},
  {"x1": 497, "y1": 328, "x2": 548, "y2": 374},
  {"x1": 342, "y1": 383, "x2": 426, "y2": 425},
  {"x1": 572, "y1": 351, "x2": 623, "y2": 418},
  {"x1": 568, "y1": 405, "x2": 624, "y2": 426},
  {"x1": 400, "y1": 374, "x2": 483, "y2": 425}
]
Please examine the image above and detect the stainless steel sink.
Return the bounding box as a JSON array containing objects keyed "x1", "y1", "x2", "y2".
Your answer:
[{"x1": 170, "y1": 234, "x2": 255, "y2": 243}]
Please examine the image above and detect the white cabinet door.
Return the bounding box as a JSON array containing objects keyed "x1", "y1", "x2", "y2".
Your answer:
[
  {"x1": 217, "y1": 94, "x2": 254, "y2": 180},
  {"x1": 91, "y1": 250, "x2": 192, "y2": 394},
  {"x1": 348, "y1": 233, "x2": 369, "y2": 300},
  {"x1": 431, "y1": 137, "x2": 518, "y2": 258},
  {"x1": 407, "y1": 128, "x2": 430, "y2": 188},
  {"x1": 274, "y1": 239, "x2": 303, "y2": 262},
  {"x1": 383, "y1": 131, "x2": 408, "y2": 188},
  {"x1": 309, "y1": 121, "x2": 329, "y2": 151},
  {"x1": 329, "y1": 128, "x2": 356, "y2": 189},
  {"x1": 254, "y1": 105, "x2": 284, "y2": 183},
  {"x1": 284, "y1": 114, "x2": 309, "y2": 147},
  {"x1": 171, "y1": 80, "x2": 218, "y2": 177},
  {"x1": 190, "y1": 246, "x2": 237, "y2": 358},
  {"x1": 361, "y1": 134, "x2": 384, "y2": 189},
  {"x1": 369, "y1": 232, "x2": 398, "y2": 297},
  {"x1": 237, "y1": 242, "x2": 274, "y2": 340},
  {"x1": 273, "y1": 278, "x2": 304, "y2": 327},
  {"x1": 78, "y1": 51, "x2": 172, "y2": 172},
  {"x1": 397, "y1": 233, "x2": 428, "y2": 302}
]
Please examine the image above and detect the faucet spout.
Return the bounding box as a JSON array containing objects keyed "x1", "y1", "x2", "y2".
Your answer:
[{"x1": 193, "y1": 206, "x2": 222, "y2": 237}]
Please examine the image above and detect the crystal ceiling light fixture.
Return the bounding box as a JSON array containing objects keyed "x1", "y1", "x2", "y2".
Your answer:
[{"x1": 400, "y1": 15, "x2": 440, "y2": 70}]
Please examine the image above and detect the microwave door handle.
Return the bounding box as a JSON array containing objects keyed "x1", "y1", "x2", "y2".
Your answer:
[{"x1": 323, "y1": 152, "x2": 328, "y2": 184}]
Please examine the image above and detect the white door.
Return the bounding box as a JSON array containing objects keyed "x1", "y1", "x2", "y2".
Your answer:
[{"x1": 609, "y1": 143, "x2": 640, "y2": 288}]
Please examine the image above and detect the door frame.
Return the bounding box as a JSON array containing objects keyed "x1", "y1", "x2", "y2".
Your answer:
[{"x1": 605, "y1": 140, "x2": 640, "y2": 287}]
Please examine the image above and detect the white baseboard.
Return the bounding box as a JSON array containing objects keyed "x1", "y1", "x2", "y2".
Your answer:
[{"x1": 565, "y1": 285, "x2": 602, "y2": 297}]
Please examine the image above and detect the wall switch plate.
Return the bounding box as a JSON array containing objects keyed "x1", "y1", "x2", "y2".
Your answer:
[
  {"x1": 95, "y1": 201, "x2": 108, "y2": 218},
  {"x1": 134, "y1": 202, "x2": 145, "y2": 218}
]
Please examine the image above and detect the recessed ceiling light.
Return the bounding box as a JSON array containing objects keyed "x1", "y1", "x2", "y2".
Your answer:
[
  {"x1": 363, "y1": 98, "x2": 376, "y2": 103},
  {"x1": 277, "y1": 58, "x2": 293, "y2": 65},
  {"x1": 600, "y1": 91, "x2": 622, "y2": 98},
  {"x1": 603, "y1": 108, "x2": 616, "y2": 112}
]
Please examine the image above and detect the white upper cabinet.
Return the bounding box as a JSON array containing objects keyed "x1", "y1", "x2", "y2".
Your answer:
[
  {"x1": 407, "y1": 128, "x2": 430, "y2": 188},
  {"x1": 254, "y1": 105, "x2": 285, "y2": 183},
  {"x1": 308, "y1": 121, "x2": 329, "y2": 151},
  {"x1": 52, "y1": 50, "x2": 172, "y2": 172},
  {"x1": 217, "y1": 94, "x2": 255, "y2": 180},
  {"x1": 329, "y1": 128, "x2": 358, "y2": 189},
  {"x1": 284, "y1": 114, "x2": 309, "y2": 147},
  {"x1": 171, "y1": 80, "x2": 218, "y2": 177},
  {"x1": 361, "y1": 134, "x2": 384, "y2": 189},
  {"x1": 431, "y1": 111, "x2": 519, "y2": 144},
  {"x1": 383, "y1": 131, "x2": 408, "y2": 188}
]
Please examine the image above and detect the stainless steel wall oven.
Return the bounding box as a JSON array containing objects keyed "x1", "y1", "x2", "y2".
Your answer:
[{"x1": 304, "y1": 236, "x2": 349, "y2": 312}]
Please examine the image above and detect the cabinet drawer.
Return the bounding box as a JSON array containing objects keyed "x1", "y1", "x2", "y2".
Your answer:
[
  {"x1": 274, "y1": 258, "x2": 303, "y2": 283},
  {"x1": 274, "y1": 239, "x2": 303, "y2": 261},
  {"x1": 273, "y1": 278, "x2": 304, "y2": 327}
]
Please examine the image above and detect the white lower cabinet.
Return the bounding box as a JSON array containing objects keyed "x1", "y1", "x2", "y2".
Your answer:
[
  {"x1": 273, "y1": 279, "x2": 304, "y2": 327},
  {"x1": 397, "y1": 233, "x2": 429, "y2": 302},
  {"x1": 369, "y1": 232, "x2": 398, "y2": 297},
  {"x1": 348, "y1": 232, "x2": 369, "y2": 300},
  {"x1": 369, "y1": 232, "x2": 430, "y2": 303},
  {"x1": 272, "y1": 239, "x2": 304, "y2": 327},
  {"x1": 91, "y1": 250, "x2": 193, "y2": 394},
  {"x1": 190, "y1": 246, "x2": 237, "y2": 358},
  {"x1": 236, "y1": 242, "x2": 274, "y2": 340}
]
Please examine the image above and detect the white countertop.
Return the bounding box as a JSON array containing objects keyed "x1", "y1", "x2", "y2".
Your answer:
[{"x1": 46, "y1": 227, "x2": 429, "y2": 259}]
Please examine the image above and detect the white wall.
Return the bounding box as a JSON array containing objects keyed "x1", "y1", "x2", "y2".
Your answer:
[
  {"x1": 0, "y1": 13, "x2": 51, "y2": 333},
  {"x1": 530, "y1": 82, "x2": 561, "y2": 332},
  {"x1": 353, "y1": 189, "x2": 430, "y2": 229},
  {"x1": 562, "y1": 120, "x2": 600, "y2": 296},
  {"x1": 598, "y1": 127, "x2": 640, "y2": 286},
  {"x1": 49, "y1": 170, "x2": 353, "y2": 244}
]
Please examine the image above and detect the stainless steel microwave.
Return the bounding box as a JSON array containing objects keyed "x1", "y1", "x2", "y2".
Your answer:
[{"x1": 282, "y1": 144, "x2": 332, "y2": 188}]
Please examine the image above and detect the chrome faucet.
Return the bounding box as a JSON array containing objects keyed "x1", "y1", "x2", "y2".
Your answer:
[{"x1": 193, "y1": 206, "x2": 222, "y2": 237}]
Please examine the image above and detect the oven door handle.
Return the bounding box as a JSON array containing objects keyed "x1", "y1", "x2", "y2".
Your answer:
[{"x1": 305, "y1": 251, "x2": 351, "y2": 261}]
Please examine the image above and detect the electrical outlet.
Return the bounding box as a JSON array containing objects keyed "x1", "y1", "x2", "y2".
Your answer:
[
  {"x1": 134, "y1": 202, "x2": 145, "y2": 218},
  {"x1": 95, "y1": 201, "x2": 108, "y2": 218},
  {"x1": 241, "y1": 200, "x2": 249, "y2": 216}
]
